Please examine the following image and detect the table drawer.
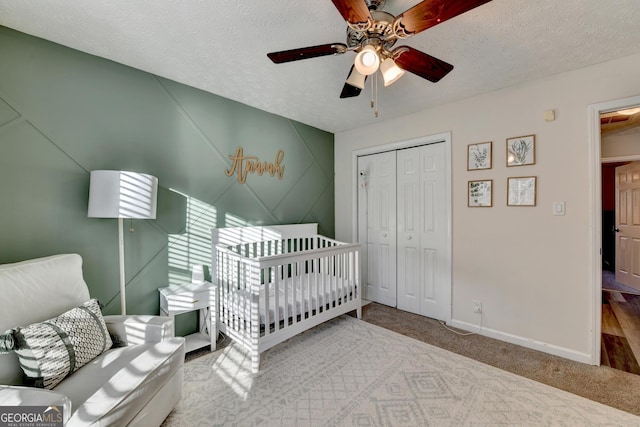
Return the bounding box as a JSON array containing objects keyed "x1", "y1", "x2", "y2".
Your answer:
[{"x1": 161, "y1": 289, "x2": 211, "y2": 313}]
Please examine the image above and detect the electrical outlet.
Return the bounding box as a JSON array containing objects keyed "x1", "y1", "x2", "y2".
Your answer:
[{"x1": 473, "y1": 300, "x2": 482, "y2": 314}]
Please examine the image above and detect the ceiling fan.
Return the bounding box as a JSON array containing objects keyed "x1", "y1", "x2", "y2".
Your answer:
[{"x1": 267, "y1": 0, "x2": 492, "y2": 99}]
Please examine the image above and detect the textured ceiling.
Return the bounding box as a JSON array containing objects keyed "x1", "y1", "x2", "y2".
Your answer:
[{"x1": 1, "y1": 0, "x2": 640, "y2": 133}]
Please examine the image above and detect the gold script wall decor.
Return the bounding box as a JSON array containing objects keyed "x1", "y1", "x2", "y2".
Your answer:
[{"x1": 225, "y1": 147, "x2": 285, "y2": 184}]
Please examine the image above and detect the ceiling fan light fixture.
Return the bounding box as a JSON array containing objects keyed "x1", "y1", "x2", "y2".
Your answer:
[
  {"x1": 346, "y1": 67, "x2": 366, "y2": 89},
  {"x1": 380, "y1": 58, "x2": 404, "y2": 86},
  {"x1": 354, "y1": 45, "x2": 380, "y2": 76}
]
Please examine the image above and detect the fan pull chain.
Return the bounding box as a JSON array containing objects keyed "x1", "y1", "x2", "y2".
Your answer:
[
  {"x1": 370, "y1": 72, "x2": 379, "y2": 118},
  {"x1": 370, "y1": 73, "x2": 374, "y2": 109}
]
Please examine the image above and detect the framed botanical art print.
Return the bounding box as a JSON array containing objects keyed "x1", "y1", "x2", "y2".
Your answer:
[
  {"x1": 507, "y1": 176, "x2": 536, "y2": 206},
  {"x1": 467, "y1": 141, "x2": 492, "y2": 170},
  {"x1": 468, "y1": 179, "x2": 493, "y2": 207},
  {"x1": 506, "y1": 135, "x2": 535, "y2": 166}
]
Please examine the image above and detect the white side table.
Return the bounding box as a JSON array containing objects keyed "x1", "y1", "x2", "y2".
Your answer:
[{"x1": 159, "y1": 281, "x2": 215, "y2": 352}]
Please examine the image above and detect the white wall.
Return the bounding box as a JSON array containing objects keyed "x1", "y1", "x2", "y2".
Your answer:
[
  {"x1": 335, "y1": 52, "x2": 640, "y2": 363},
  {"x1": 602, "y1": 128, "x2": 640, "y2": 158}
]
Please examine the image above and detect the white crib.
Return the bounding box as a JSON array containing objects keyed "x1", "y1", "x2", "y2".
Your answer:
[{"x1": 211, "y1": 223, "x2": 361, "y2": 372}]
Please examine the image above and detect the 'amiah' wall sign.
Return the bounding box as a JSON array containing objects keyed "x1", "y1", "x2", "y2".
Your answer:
[{"x1": 225, "y1": 147, "x2": 285, "y2": 184}]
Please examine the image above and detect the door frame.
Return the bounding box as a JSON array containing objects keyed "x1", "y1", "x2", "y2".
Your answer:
[
  {"x1": 351, "y1": 132, "x2": 453, "y2": 322},
  {"x1": 588, "y1": 95, "x2": 640, "y2": 365}
]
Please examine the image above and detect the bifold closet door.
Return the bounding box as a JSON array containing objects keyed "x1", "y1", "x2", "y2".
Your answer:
[
  {"x1": 357, "y1": 151, "x2": 397, "y2": 307},
  {"x1": 397, "y1": 143, "x2": 449, "y2": 320}
]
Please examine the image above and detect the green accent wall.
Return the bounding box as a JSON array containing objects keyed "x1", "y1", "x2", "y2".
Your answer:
[{"x1": 0, "y1": 27, "x2": 334, "y2": 334}]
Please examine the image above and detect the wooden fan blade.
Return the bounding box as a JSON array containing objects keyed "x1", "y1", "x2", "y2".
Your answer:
[
  {"x1": 393, "y1": 46, "x2": 453, "y2": 83},
  {"x1": 267, "y1": 43, "x2": 347, "y2": 64},
  {"x1": 393, "y1": 0, "x2": 492, "y2": 38},
  {"x1": 331, "y1": 0, "x2": 373, "y2": 31},
  {"x1": 340, "y1": 83, "x2": 362, "y2": 98}
]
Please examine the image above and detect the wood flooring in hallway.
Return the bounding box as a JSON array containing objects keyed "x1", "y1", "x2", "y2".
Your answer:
[{"x1": 601, "y1": 290, "x2": 640, "y2": 375}]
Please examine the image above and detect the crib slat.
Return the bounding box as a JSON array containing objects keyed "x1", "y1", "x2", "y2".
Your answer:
[
  {"x1": 263, "y1": 265, "x2": 270, "y2": 336},
  {"x1": 273, "y1": 266, "x2": 279, "y2": 332},
  {"x1": 224, "y1": 253, "x2": 231, "y2": 328},
  {"x1": 234, "y1": 257, "x2": 240, "y2": 332},
  {"x1": 219, "y1": 251, "x2": 224, "y2": 325},
  {"x1": 341, "y1": 252, "x2": 347, "y2": 303},
  {"x1": 306, "y1": 260, "x2": 312, "y2": 317},
  {"x1": 298, "y1": 259, "x2": 302, "y2": 321},
  {"x1": 241, "y1": 257, "x2": 247, "y2": 333},
  {"x1": 353, "y1": 250, "x2": 358, "y2": 300},
  {"x1": 299, "y1": 260, "x2": 305, "y2": 320},
  {"x1": 281, "y1": 263, "x2": 288, "y2": 327},
  {"x1": 331, "y1": 252, "x2": 337, "y2": 308},
  {"x1": 240, "y1": 255, "x2": 245, "y2": 333},
  {"x1": 344, "y1": 252, "x2": 348, "y2": 303},
  {"x1": 312, "y1": 254, "x2": 322, "y2": 314},
  {"x1": 228, "y1": 255, "x2": 233, "y2": 328},
  {"x1": 320, "y1": 251, "x2": 326, "y2": 312},
  {"x1": 338, "y1": 252, "x2": 342, "y2": 304},
  {"x1": 249, "y1": 263, "x2": 260, "y2": 368},
  {"x1": 347, "y1": 250, "x2": 352, "y2": 301},
  {"x1": 292, "y1": 260, "x2": 298, "y2": 325}
]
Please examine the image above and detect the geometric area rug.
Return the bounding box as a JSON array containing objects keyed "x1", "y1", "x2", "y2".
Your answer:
[{"x1": 163, "y1": 316, "x2": 639, "y2": 426}]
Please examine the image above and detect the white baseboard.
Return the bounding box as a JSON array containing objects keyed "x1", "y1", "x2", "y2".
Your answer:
[{"x1": 449, "y1": 319, "x2": 594, "y2": 365}]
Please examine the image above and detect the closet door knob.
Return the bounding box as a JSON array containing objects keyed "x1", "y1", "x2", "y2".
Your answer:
[
  {"x1": 407, "y1": 236, "x2": 412, "y2": 240},
  {"x1": 383, "y1": 233, "x2": 387, "y2": 237}
]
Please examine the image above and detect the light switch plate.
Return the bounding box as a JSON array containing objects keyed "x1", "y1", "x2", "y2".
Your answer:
[{"x1": 553, "y1": 201, "x2": 565, "y2": 216}]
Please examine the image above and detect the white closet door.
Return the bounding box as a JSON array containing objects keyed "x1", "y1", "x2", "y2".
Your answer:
[
  {"x1": 397, "y1": 143, "x2": 449, "y2": 320},
  {"x1": 357, "y1": 151, "x2": 397, "y2": 306}
]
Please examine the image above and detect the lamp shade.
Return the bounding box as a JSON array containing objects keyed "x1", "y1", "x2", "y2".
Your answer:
[
  {"x1": 354, "y1": 45, "x2": 380, "y2": 76},
  {"x1": 88, "y1": 170, "x2": 158, "y2": 219},
  {"x1": 380, "y1": 58, "x2": 405, "y2": 86}
]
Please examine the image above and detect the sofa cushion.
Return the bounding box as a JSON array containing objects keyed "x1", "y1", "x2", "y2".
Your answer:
[
  {"x1": 54, "y1": 337, "x2": 185, "y2": 426},
  {"x1": 0, "y1": 254, "x2": 91, "y2": 386},
  {"x1": 5, "y1": 299, "x2": 112, "y2": 389}
]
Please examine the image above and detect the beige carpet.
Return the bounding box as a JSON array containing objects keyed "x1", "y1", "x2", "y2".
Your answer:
[
  {"x1": 361, "y1": 302, "x2": 640, "y2": 415},
  {"x1": 163, "y1": 316, "x2": 639, "y2": 426}
]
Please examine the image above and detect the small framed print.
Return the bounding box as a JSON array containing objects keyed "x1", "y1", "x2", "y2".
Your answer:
[
  {"x1": 467, "y1": 141, "x2": 492, "y2": 170},
  {"x1": 506, "y1": 134, "x2": 535, "y2": 167},
  {"x1": 468, "y1": 180, "x2": 493, "y2": 207},
  {"x1": 507, "y1": 176, "x2": 536, "y2": 206}
]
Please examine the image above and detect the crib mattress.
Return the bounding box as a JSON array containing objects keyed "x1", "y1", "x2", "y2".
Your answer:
[{"x1": 220, "y1": 272, "x2": 356, "y2": 326}]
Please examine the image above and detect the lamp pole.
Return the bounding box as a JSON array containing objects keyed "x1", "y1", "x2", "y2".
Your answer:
[{"x1": 118, "y1": 217, "x2": 126, "y2": 315}]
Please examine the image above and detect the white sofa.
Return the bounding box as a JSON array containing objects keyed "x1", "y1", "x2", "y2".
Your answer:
[{"x1": 0, "y1": 254, "x2": 185, "y2": 426}]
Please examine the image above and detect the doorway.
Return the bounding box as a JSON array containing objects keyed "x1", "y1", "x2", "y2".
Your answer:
[
  {"x1": 601, "y1": 160, "x2": 640, "y2": 374},
  {"x1": 590, "y1": 95, "x2": 640, "y2": 370},
  {"x1": 352, "y1": 133, "x2": 452, "y2": 322},
  {"x1": 600, "y1": 117, "x2": 640, "y2": 375}
]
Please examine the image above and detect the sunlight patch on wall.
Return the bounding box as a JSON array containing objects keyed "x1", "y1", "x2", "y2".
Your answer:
[
  {"x1": 215, "y1": 214, "x2": 279, "y2": 247},
  {"x1": 225, "y1": 213, "x2": 252, "y2": 229},
  {"x1": 168, "y1": 189, "x2": 217, "y2": 285}
]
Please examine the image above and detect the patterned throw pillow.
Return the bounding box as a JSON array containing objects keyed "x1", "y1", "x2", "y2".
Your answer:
[{"x1": 2, "y1": 298, "x2": 113, "y2": 389}]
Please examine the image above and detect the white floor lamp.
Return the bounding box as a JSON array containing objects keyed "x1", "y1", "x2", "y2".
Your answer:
[{"x1": 88, "y1": 170, "x2": 158, "y2": 315}]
